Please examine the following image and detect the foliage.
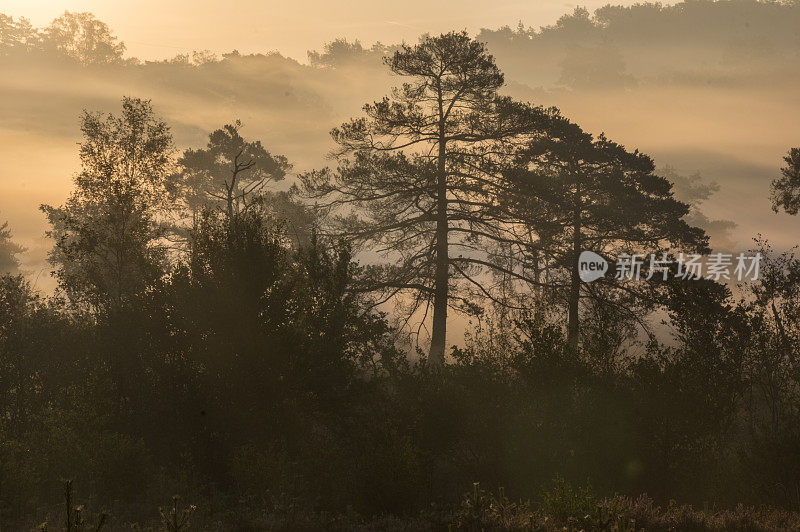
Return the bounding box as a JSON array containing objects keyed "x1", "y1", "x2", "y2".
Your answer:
[
  {"x1": 2, "y1": 23, "x2": 800, "y2": 529},
  {"x1": 0, "y1": 12, "x2": 126, "y2": 64},
  {"x1": 771, "y1": 147, "x2": 800, "y2": 215},
  {"x1": 43, "y1": 12, "x2": 126, "y2": 65},
  {"x1": 540, "y1": 476, "x2": 596, "y2": 525},
  {"x1": 171, "y1": 120, "x2": 290, "y2": 220},
  {"x1": 159, "y1": 495, "x2": 195, "y2": 532},
  {"x1": 41, "y1": 97, "x2": 174, "y2": 309},
  {"x1": 504, "y1": 115, "x2": 707, "y2": 351},
  {"x1": 0, "y1": 218, "x2": 25, "y2": 274},
  {"x1": 302, "y1": 31, "x2": 554, "y2": 364}
]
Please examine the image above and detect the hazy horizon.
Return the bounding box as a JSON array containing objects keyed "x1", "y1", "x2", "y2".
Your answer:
[
  {"x1": 3, "y1": 0, "x2": 678, "y2": 62},
  {"x1": 1, "y1": 0, "x2": 798, "y2": 298},
  {"x1": 4, "y1": 5, "x2": 800, "y2": 524}
]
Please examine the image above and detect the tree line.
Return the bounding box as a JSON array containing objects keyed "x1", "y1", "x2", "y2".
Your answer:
[
  {"x1": 0, "y1": 30, "x2": 799, "y2": 528},
  {"x1": 26, "y1": 32, "x2": 711, "y2": 364}
]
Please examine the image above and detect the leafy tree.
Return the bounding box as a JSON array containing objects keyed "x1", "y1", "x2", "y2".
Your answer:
[
  {"x1": 41, "y1": 97, "x2": 174, "y2": 309},
  {"x1": 260, "y1": 189, "x2": 317, "y2": 249},
  {"x1": 0, "y1": 274, "x2": 40, "y2": 435},
  {"x1": 743, "y1": 239, "x2": 800, "y2": 430},
  {"x1": 308, "y1": 39, "x2": 396, "y2": 69},
  {"x1": 160, "y1": 209, "x2": 398, "y2": 450},
  {"x1": 0, "y1": 274, "x2": 85, "y2": 438},
  {"x1": 302, "y1": 31, "x2": 550, "y2": 365},
  {"x1": 172, "y1": 120, "x2": 290, "y2": 220},
  {"x1": 749, "y1": 239, "x2": 800, "y2": 358},
  {"x1": 42, "y1": 11, "x2": 125, "y2": 65},
  {"x1": 0, "y1": 15, "x2": 39, "y2": 55},
  {"x1": 0, "y1": 218, "x2": 25, "y2": 274},
  {"x1": 504, "y1": 116, "x2": 707, "y2": 352},
  {"x1": 771, "y1": 147, "x2": 800, "y2": 216}
]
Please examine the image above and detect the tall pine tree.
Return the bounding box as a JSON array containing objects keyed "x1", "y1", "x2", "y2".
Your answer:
[{"x1": 302, "y1": 32, "x2": 551, "y2": 365}]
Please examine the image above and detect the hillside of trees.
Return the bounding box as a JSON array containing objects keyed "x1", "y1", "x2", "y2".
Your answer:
[
  {"x1": 2, "y1": 1, "x2": 800, "y2": 275},
  {"x1": 1, "y1": 3, "x2": 800, "y2": 530}
]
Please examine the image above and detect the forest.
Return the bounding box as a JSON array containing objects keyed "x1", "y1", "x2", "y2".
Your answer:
[{"x1": 2, "y1": 2, "x2": 800, "y2": 530}]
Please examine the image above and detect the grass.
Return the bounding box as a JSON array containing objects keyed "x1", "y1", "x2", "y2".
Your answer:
[{"x1": 28, "y1": 479, "x2": 800, "y2": 530}]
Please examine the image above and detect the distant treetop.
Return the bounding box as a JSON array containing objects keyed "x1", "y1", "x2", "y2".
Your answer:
[{"x1": 0, "y1": 11, "x2": 126, "y2": 65}]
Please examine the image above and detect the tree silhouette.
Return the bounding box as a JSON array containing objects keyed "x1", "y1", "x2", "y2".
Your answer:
[
  {"x1": 43, "y1": 11, "x2": 125, "y2": 65},
  {"x1": 771, "y1": 147, "x2": 800, "y2": 216},
  {"x1": 302, "y1": 31, "x2": 551, "y2": 365},
  {"x1": 41, "y1": 97, "x2": 174, "y2": 309},
  {"x1": 0, "y1": 218, "x2": 25, "y2": 274},
  {"x1": 172, "y1": 121, "x2": 290, "y2": 220},
  {"x1": 505, "y1": 116, "x2": 707, "y2": 352},
  {"x1": 0, "y1": 14, "x2": 38, "y2": 56}
]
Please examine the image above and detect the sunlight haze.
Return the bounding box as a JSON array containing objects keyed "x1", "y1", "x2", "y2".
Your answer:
[
  {"x1": 4, "y1": 0, "x2": 665, "y2": 61},
  {"x1": 1, "y1": 0, "x2": 798, "y2": 344},
  {"x1": 3, "y1": 4, "x2": 800, "y2": 521}
]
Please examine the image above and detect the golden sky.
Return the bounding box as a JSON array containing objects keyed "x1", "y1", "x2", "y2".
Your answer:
[
  {"x1": 4, "y1": 0, "x2": 657, "y2": 61},
  {"x1": 2, "y1": 0, "x2": 797, "y2": 300}
]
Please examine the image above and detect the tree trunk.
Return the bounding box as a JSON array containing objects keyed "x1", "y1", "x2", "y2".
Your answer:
[
  {"x1": 226, "y1": 167, "x2": 240, "y2": 219},
  {"x1": 567, "y1": 186, "x2": 581, "y2": 354},
  {"x1": 226, "y1": 184, "x2": 234, "y2": 219},
  {"x1": 429, "y1": 136, "x2": 449, "y2": 367}
]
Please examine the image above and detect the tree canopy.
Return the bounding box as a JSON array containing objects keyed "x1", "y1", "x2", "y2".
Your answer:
[
  {"x1": 504, "y1": 116, "x2": 707, "y2": 351},
  {"x1": 771, "y1": 147, "x2": 800, "y2": 216},
  {"x1": 41, "y1": 97, "x2": 174, "y2": 309},
  {"x1": 0, "y1": 219, "x2": 25, "y2": 274},
  {"x1": 172, "y1": 120, "x2": 291, "y2": 220},
  {"x1": 302, "y1": 31, "x2": 553, "y2": 365}
]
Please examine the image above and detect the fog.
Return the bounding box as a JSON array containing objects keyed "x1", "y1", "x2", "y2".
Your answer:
[
  {"x1": 1, "y1": 0, "x2": 799, "y2": 289},
  {"x1": 6, "y1": 5, "x2": 800, "y2": 524},
  {"x1": 3, "y1": 0, "x2": 655, "y2": 62}
]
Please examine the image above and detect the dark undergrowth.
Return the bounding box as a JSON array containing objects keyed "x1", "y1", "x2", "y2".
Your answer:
[{"x1": 29, "y1": 479, "x2": 800, "y2": 531}]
